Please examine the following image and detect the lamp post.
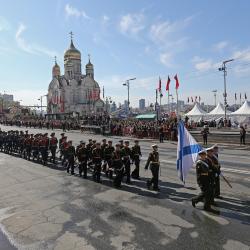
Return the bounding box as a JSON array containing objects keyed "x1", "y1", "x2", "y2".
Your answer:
[
  {"x1": 212, "y1": 90, "x2": 217, "y2": 107},
  {"x1": 122, "y1": 77, "x2": 136, "y2": 116},
  {"x1": 38, "y1": 94, "x2": 48, "y2": 115},
  {"x1": 218, "y1": 59, "x2": 234, "y2": 121}
]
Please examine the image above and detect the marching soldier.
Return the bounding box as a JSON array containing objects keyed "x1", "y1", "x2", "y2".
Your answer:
[
  {"x1": 131, "y1": 140, "x2": 142, "y2": 179},
  {"x1": 76, "y1": 141, "x2": 88, "y2": 178},
  {"x1": 49, "y1": 132, "x2": 58, "y2": 164},
  {"x1": 212, "y1": 145, "x2": 222, "y2": 199},
  {"x1": 40, "y1": 133, "x2": 49, "y2": 165},
  {"x1": 121, "y1": 140, "x2": 132, "y2": 184},
  {"x1": 145, "y1": 144, "x2": 160, "y2": 191},
  {"x1": 32, "y1": 134, "x2": 40, "y2": 161},
  {"x1": 112, "y1": 143, "x2": 124, "y2": 188},
  {"x1": 86, "y1": 139, "x2": 93, "y2": 167},
  {"x1": 92, "y1": 142, "x2": 102, "y2": 182},
  {"x1": 206, "y1": 147, "x2": 221, "y2": 204},
  {"x1": 192, "y1": 149, "x2": 219, "y2": 214},
  {"x1": 59, "y1": 133, "x2": 65, "y2": 160},
  {"x1": 104, "y1": 140, "x2": 115, "y2": 179},
  {"x1": 61, "y1": 136, "x2": 68, "y2": 166},
  {"x1": 66, "y1": 140, "x2": 75, "y2": 175},
  {"x1": 119, "y1": 140, "x2": 124, "y2": 149},
  {"x1": 101, "y1": 139, "x2": 108, "y2": 174}
]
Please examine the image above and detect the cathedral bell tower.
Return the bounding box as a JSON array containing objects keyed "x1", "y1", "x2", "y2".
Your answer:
[
  {"x1": 52, "y1": 56, "x2": 60, "y2": 78},
  {"x1": 86, "y1": 54, "x2": 94, "y2": 79},
  {"x1": 64, "y1": 32, "x2": 82, "y2": 81}
]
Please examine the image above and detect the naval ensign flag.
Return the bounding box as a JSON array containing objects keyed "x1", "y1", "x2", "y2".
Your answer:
[{"x1": 177, "y1": 121, "x2": 202, "y2": 184}]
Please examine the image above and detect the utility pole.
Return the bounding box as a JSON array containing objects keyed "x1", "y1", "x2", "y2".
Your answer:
[
  {"x1": 212, "y1": 90, "x2": 217, "y2": 106},
  {"x1": 123, "y1": 78, "x2": 136, "y2": 116},
  {"x1": 218, "y1": 59, "x2": 234, "y2": 121}
]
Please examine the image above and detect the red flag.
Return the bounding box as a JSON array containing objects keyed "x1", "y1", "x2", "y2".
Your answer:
[
  {"x1": 174, "y1": 74, "x2": 179, "y2": 89},
  {"x1": 166, "y1": 76, "x2": 170, "y2": 91},
  {"x1": 158, "y1": 77, "x2": 162, "y2": 91}
]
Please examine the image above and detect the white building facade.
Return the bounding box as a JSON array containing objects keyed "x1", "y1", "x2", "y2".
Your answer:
[{"x1": 47, "y1": 36, "x2": 104, "y2": 116}]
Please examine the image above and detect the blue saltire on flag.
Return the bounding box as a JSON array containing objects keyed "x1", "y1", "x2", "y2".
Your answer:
[{"x1": 177, "y1": 121, "x2": 202, "y2": 184}]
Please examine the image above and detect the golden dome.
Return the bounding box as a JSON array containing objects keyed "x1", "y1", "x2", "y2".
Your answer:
[{"x1": 64, "y1": 40, "x2": 81, "y2": 60}]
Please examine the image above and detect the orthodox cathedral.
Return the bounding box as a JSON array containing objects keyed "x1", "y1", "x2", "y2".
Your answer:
[{"x1": 47, "y1": 33, "x2": 104, "y2": 117}]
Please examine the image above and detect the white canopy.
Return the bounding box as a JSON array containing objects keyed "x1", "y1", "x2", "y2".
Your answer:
[
  {"x1": 231, "y1": 100, "x2": 250, "y2": 115},
  {"x1": 209, "y1": 102, "x2": 231, "y2": 115},
  {"x1": 185, "y1": 102, "x2": 207, "y2": 116}
]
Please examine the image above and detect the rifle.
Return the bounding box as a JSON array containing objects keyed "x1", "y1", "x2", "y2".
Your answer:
[{"x1": 220, "y1": 172, "x2": 232, "y2": 188}]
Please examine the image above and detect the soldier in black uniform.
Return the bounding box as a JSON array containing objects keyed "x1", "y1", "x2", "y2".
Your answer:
[
  {"x1": 76, "y1": 141, "x2": 88, "y2": 178},
  {"x1": 49, "y1": 132, "x2": 58, "y2": 164},
  {"x1": 131, "y1": 140, "x2": 142, "y2": 179},
  {"x1": 59, "y1": 133, "x2": 65, "y2": 160},
  {"x1": 121, "y1": 140, "x2": 132, "y2": 184},
  {"x1": 104, "y1": 140, "x2": 115, "y2": 179},
  {"x1": 192, "y1": 149, "x2": 219, "y2": 214},
  {"x1": 145, "y1": 144, "x2": 160, "y2": 191},
  {"x1": 86, "y1": 139, "x2": 93, "y2": 168},
  {"x1": 66, "y1": 140, "x2": 75, "y2": 175},
  {"x1": 92, "y1": 142, "x2": 102, "y2": 182},
  {"x1": 206, "y1": 147, "x2": 221, "y2": 204},
  {"x1": 101, "y1": 139, "x2": 107, "y2": 174},
  {"x1": 212, "y1": 145, "x2": 222, "y2": 199},
  {"x1": 112, "y1": 144, "x2": 124, "y2": 188}
]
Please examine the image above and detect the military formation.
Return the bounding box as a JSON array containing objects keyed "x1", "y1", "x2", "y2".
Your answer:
[
  {"x1": 0, "y1": 129, "x2": 161, "y2": 191},
  {"x1": 192, "y1": 145, "x2": 222, "y2": 214}
]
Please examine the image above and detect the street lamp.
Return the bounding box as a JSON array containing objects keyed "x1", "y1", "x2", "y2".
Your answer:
[
  {"x1": 38, "y1": 94, "x2": 48, "y2": 114},
  {"x1": 212, "y1": 90, "x2": 217, "y2": 107},
  {"x1": 122, "y1": 77, "x2": 136, "y2": 115},
  {"x1": 218, "y1": 59, "x2": 234, "y2": 121}
]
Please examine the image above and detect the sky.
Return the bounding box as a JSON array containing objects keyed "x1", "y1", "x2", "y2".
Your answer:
[{"x1": 0, "y1": 0, "x2": 250, "y2": 107}]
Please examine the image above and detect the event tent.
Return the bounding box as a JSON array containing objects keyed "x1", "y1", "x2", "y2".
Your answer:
[
  {"x1": 230, "y1": 100, "x2": 250, "y2": 124},
  {"x1": 209, "y1": 102, "x2": 231, "y2": 116},
  {"x1": 185, "y1": 102, "x2": 207, "y2": 121},
  {"x1": 231, "y1": 100, "x2": 250, "y2": 115}
]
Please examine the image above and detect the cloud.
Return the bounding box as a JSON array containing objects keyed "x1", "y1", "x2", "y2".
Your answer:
[
  {"x1": 159, "y1": 52, "x2": 173, "y2": 67},
  {"x1": 103, "y1": 15, "x2": 110, "y2": 23},
  {"x1": 15, "y1": 23, "x2": 58, "y2": 57},
  {"x1": 119, "y1": 13, "x2": 145, "y2": 36},
  {"x1": 192, "y1": 56, "x2": 220, "y2": 72},
  {"x1": 213, "y1": 41, "x2": 228, "y2": 51},
  {"x1": 65, "y1": 4, "x2": 90, "y2": 19},
  {"x1": 149, "y1": 16, "x2": 193, "y2": 46},
  {"x1": 0, "y1": 16, "x2": 10, "y2": 31},
  {"x1": 232, "y1": 48, "x2": 250, "y2": 62}
]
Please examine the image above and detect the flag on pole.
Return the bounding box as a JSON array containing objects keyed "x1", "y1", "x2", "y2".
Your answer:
[
  {"x1": 103, "y1": 86, "x2": 105, "y2": 99},
  {"x1": 235, "y1": 93, "x2": 237, "y2": 100},
  {"x1": 166, "y1": 76, "x2": 170, "y2": 91},
  {"x1": 158, "y1": 77, "x2": 162, "y2": 92},
  {"x1": 245, "y1": 93, "x2": 247, "y2": 100},
  {"x1": 177, "y1": 121, "x2": 202, "y2": 183},
  {"x1": 174, "y1": 74, "x2": 180, "y2": 89}
]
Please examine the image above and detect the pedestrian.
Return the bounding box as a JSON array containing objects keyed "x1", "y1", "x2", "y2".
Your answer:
[
  {"x1": 240, "y1": 125, "x2": 246, "y2": 145},
  {"x1": 121, "y1": 140, "x2": 132, "y2": 184},
  {"x1": 76, "y1": 141, "x2": 88, "y2": 178},
  {"x1": 159, "y1": 125, "x2": 164, "y2": 143},
  {"x1": 92, "y1": 142, "x2": 102, "y2": 182},
  {"x1": 66, "y1": 140, "x2": 75, "y2": 175},
  {"x1": 144, "y1": 144, "x2": 160, "y2": 191},
  {"x1": 192, "y1": 149, "x2": 219, "y2": 214},
  {"x1": 131, "y1": 140, "x2": 142, "y2": 179},
  {"x1": 201, "y1": 125, "x2": 209, "y2": 145},
  {"x1": 104, "y1": 140, "x2": 115, "y2": 179},
  {"x1": 49, "y1": 132, "x2": 58, "y2": 164},
  {"x1": 112, "y1": 144, "x2": 124, "y2": 188}
]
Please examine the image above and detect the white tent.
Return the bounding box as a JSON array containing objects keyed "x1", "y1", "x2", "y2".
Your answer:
[
  {"x1": 209, "y1": 102, "x2": 231, "y2": 116},
  {"x1": 185, "y1": 102, "x2": 207, "y2": 122},
  {"x1": 231, "y1": 100, "x2": 250, "y2": 115},
  {"x1": 230, "y1": 100, "x2": 250, "y2": 124}
]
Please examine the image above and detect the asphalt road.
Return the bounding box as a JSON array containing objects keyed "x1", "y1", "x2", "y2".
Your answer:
[{"x1": 0, "y1": 125, "x2": 249, "y2": 250}]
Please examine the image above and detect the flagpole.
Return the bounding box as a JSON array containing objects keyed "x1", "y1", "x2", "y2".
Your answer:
[
  {"x1": 176, "y1": 88, "x2": 179, "y2": 117},
  {"x1": 168, "y1": 90, "x2": 170, "y2": 115}
]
